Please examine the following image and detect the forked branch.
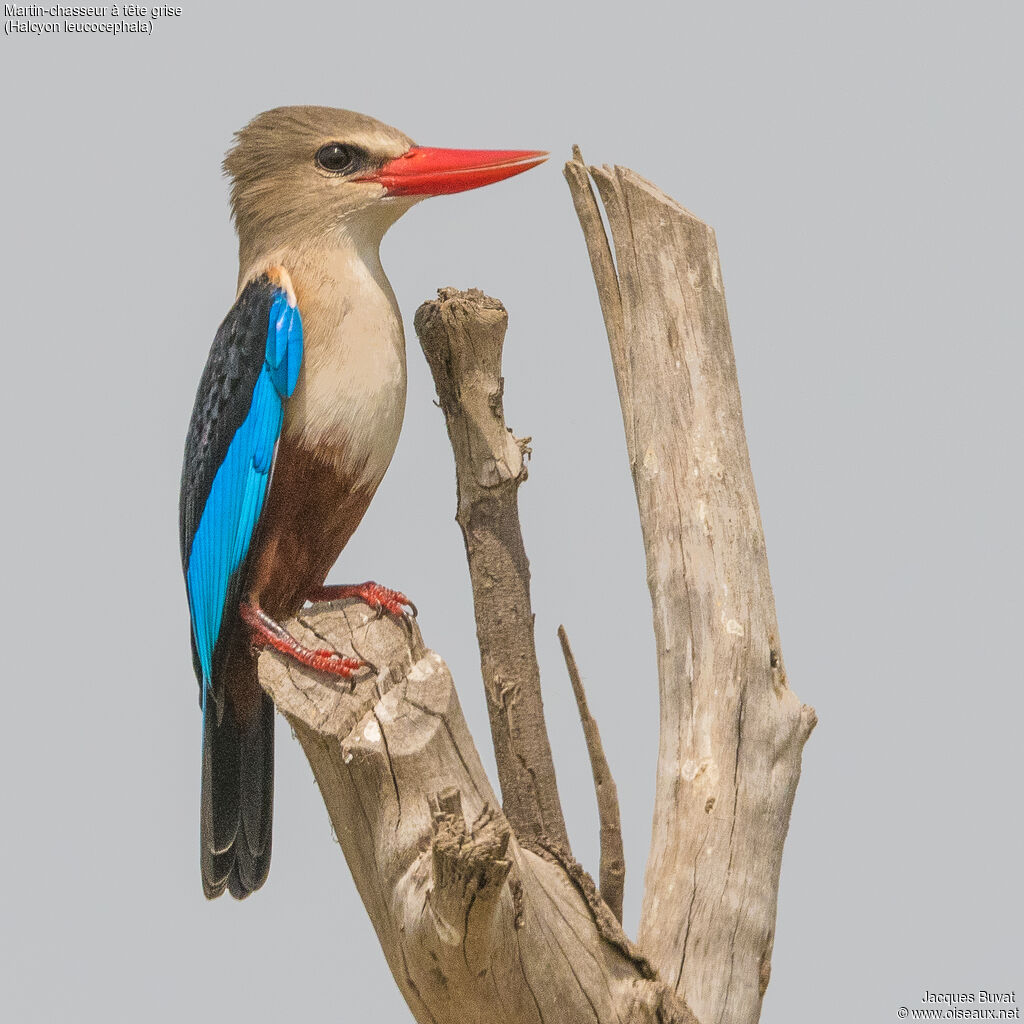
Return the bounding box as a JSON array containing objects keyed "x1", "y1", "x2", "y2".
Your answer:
[
  {"x1": 259, "y1": 603, "x2": 697, "y2": 1024},
  {"x1": 254, "y1": 151, "x2": 813, "y2": 1024}
]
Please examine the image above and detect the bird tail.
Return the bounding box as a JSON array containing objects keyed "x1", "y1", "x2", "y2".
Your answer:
[{"x1": 201, "y1": 647, "x2": 274, "y2": 900}]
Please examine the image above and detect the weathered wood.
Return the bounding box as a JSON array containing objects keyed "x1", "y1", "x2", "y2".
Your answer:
[
  {"x1": 426, "y1": 789, "x2": 511, "y2": 967},
  {"x1": 564, "y1": 152, "x2": 816, "y2": 1024},
  {"x1": 259, "y1": 602, "x2": 698, "y2": 1024},
  {"x1": 414, "y1": 288, "x2": 569, "y2": 852},
  {"x1": 558, "y1": 624, "x2": 625, "y2": 923},
  {"x1": 255, "y1": 154, "x2": 811, "y2": 1024}
]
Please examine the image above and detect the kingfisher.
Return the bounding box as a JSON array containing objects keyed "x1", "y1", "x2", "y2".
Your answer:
[{"x1": 179, "y1": 106, "x2": 545, "y2": 899}]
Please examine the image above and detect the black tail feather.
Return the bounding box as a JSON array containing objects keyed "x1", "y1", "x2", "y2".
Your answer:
[{"x1": 201, "y1": 689, "x2": 274, "y2": 900}]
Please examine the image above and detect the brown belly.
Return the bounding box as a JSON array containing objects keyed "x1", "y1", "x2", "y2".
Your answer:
[
  {"x1": 220, "y1": 437, "x2": 377, "y2": 727},
  {"x1": 243, "y1": 437, "x2": 377, "y2": 618}
]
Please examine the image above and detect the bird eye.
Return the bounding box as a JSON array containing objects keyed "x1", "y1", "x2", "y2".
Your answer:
[{"x1": 315, "y1": 143, "x2": 359, "y2": 174}]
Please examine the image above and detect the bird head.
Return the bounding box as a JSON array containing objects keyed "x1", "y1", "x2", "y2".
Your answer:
[{"x1": 224, "y1": 106, "x2": 546, "y2": 261}]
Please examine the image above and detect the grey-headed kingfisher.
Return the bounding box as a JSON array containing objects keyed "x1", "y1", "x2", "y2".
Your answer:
[{"x1": 179, "y1": 106, "x2": 545, "y2": 899}]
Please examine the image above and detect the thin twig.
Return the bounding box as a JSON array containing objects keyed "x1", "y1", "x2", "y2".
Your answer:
[{"x1": 557, "y1": 624, "x2": 625, "y2": 922}]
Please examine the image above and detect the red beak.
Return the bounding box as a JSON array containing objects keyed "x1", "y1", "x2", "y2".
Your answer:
[{"x1": 356, "y1": 146, "x2": 548, "y2": 196}]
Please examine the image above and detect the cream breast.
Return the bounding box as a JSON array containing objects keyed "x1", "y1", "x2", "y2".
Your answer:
[{"x1": 247, "y1": 243, "x2": 408, "y2": 495}]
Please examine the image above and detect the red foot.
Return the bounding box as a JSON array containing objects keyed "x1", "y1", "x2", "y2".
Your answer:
[
  {"x1": 308, "y1": 581, "x2": 417, "y2": 618},
  {"x1": 240, "y1": 600, "x2": 365, "y2": 678}
]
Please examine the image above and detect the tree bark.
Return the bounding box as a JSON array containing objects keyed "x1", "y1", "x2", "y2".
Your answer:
[
  {"x1": 564, "y1": 151, "x2": 816, "y2": 1024},
  {"x1": 414, "y1": 289, "x2": 569, "y2": 853}
]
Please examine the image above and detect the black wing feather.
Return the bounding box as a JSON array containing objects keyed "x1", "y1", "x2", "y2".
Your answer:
[
  {"x1": 179, "y1": 275, "x2": 277, "y2": 698},
  {"x1": 180, "y1": 274, "x2": 283, "y2": 900}
]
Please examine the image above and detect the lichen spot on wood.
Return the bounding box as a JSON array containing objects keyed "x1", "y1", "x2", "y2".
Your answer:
[{"x1": 408, "y1": 655, "x2": 437, "y2": 683}]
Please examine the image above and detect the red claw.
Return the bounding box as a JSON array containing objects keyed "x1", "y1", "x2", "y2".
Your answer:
[
  {"x1": 240, "y1": 600, "x2": 365, "y2": 678},
  {"x1": 308, "y1": 581, "x2": 417, "y2": 619}
]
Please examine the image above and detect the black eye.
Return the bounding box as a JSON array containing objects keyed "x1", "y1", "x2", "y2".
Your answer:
[{"x1": 315, "y1": 143, "x2": 359, "y2": 173}]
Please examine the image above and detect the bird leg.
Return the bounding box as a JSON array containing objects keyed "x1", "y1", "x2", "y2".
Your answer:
[
  {"x1": 240, "y1": 599, "x2": 365, "y2": 677},
  {"x1": 307, "y1": 581, "x2": 417, "y2": 618}
]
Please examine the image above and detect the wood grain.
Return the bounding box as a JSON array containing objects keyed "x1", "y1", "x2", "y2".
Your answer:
[
  {"x1": 260, "y1": 603, "x2": 696, "y2": 1024},
  {"x1": 565, "y1": 151, "x2": 816, "y2": 1024}
]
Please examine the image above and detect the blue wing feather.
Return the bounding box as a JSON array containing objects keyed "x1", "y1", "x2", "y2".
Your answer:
[
  {"x1": 184, "y1": 288, "x2": 303, "y2": 713},
  {"x1": 266, "y1": 297, "x2": 303, "y2": 397}
]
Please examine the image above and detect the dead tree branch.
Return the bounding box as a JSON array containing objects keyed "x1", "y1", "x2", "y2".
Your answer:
[
  {"x1": 558, "y1": 624, "x2": 625, "y2": 923},
  {"x1": 254, "y1": 152, "x2": 813, "y2": 1024},
  {"x1": 414, "y1": 289, "x2": 570, "y2": 852},
  {"x1": 564, "y1": 150, "x2": 816, "y2": 1024},
  {"x1": 259, "y1": 604, "x2": 697, "y2": 1024}
]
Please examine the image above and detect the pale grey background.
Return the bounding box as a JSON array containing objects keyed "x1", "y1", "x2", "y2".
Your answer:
[{"x1": 2, "y1": 1, "x2": 1020, "y2": 1020}]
